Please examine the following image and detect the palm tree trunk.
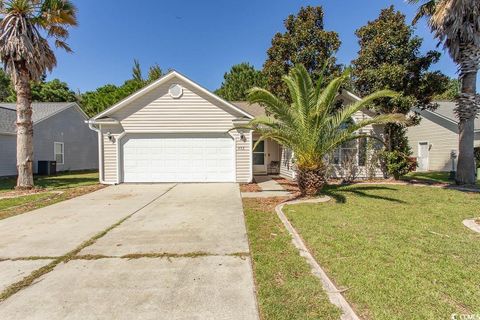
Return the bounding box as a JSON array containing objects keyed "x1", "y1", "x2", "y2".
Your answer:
[
  {"x1": 296, "y1": 167, "x2": 326, "y2": 196},
  {"x1": 456, "y1": 51, "x2": 478, "y2": 185},
  {"x1": 15, "y1": 65, "x2": 34, "y2": 189}
]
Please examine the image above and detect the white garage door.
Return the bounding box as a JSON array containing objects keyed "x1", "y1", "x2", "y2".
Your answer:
[{"x1": 122, "y1": 134, "x2": 235, "y2": 183}]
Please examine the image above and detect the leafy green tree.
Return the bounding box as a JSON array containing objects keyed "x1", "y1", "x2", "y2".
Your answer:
[
  {"x1": 246, "y1": 64, "x2": 403, "y2": 196},
  {"x1": 352, "y1": 6, "x2": 448, "y2": 177},
  {"x1": 6, "y1": 77, "x2": 76, "y2": 103},
  {"x1": 33, "y1": 79, "x2": 76, "y2": 102},
  {"x1": 148, "y1": 63, "x2": 163, "y2": 83},
  {"x1": 0, "y1": 0, "x2": 77, "y2": 189},
  {"x1": 0, "y1": 69, "x2": 11, "y2": 101},
  {"x1": 80, "y1": 60, "x2": 164, "y2": 117},
  {"x1": 132, "y1": 59, "x2": 143, "y2": 83},
  {"x1": 263, "y1": 6, "x2": 342, "y2": 100},
  {"x1": 409, "y1": 0, "x2": 480, "y2": 184},
  {"x1": 80, "y1": 84, "x2": 119, "y2": 117},
  {"x1": 434, "y1": 78, "x2": 460, "y2": 101},
  {"x1": 215, "y1": 63, "x2": 266, "y2": 101}
]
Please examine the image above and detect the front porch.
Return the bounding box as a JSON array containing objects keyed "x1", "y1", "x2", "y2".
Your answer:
[{"x1": 252, "y1": 134, "x2": 283, "y2": 176}]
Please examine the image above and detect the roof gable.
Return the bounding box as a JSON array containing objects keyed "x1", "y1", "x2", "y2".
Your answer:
[
  {"x1": 93, "y1": 71, "x2": 254, "y2": 121},
  {"x1": 416, "y1": 101, "x2": 479, "y2": 133}
]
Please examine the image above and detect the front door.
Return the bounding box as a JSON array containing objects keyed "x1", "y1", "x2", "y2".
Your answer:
[
  {"x1": 417, "y1": 142, "x2": 429, "y2": 171},
  {"x1": 253, "y1": 140, "x2": 266, "y2": 174}
]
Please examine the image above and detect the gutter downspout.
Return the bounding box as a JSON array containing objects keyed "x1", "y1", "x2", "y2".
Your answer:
[
  {"x1": 86, "y1": 120, "x2": 108, "y2": 185},
  {"x1": 116, "y1": 131, "x2": 127, "y2": 184}
]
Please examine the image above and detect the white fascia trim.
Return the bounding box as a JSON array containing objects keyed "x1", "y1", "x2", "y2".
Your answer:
[
  {"x1": 0, "y1": 131, "x2": 15, "y2": 136},
  {"x1": 116, "y1": 131, "x2": 127, "y2": 184},
  {"x1": 92, "y1": 71, "x2": 255, "y2": 120},
  {"x1": 85, "y1": 119, "x2": 120, "y2": 125},
  {"x1": 342, "y1": 90, "x2": 361, "y2": 102}
]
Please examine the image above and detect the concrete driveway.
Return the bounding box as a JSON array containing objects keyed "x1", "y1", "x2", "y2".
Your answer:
[{"x1": 0, "y1": 184, "x2": 259, "y2": 320}]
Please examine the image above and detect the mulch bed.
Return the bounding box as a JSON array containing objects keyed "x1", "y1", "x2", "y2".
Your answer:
[
  {"x1": 271, "y1": 177, "x2": 300, "y2": 193},
  {"x1": 240, "y1": 182, "x2": 262, "y2": 193},
  {"x1": 0, "y1": 187, "x2": 52, "y2": 199}
]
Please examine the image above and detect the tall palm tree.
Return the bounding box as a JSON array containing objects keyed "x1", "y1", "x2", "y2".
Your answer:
[
  {"x1": 409, "y1": 0, "x2": 480, "y2": 185},
  {"x1": 247, "y1": 64, "x2": 403, "y2": 196},
  {"x1": 0, "y1": 0, "x2": 77, "y2": 189}
]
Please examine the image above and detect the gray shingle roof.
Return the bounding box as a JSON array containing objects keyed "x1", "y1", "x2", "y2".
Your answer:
[
  {"x1": 430, "y1": 101, "x2": 480, "y2": 129},
  {"x1": 0, "y1": 107, "x2": 16, "y2": 134},
  {"x1": 0, "y1": 102, "x2": 76, "y2": 134},
  {"x1": 231, "y1": 101, "x2": 265, "y2": 117}
]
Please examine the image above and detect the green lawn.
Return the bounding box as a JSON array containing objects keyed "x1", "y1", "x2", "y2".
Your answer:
[
  {"x1": 283, "y1": 185, "x2": 480, "y2": 319},
  {"x1": 243, "y1": 198, "x2": 340, "y2": 320},
  {"x1": 0, "y1": 171, "x2": 99, "y2": 192},
  {"x1": 0, "y1": 193, "x2": 54, "y2": 211},
  {"x1": 402, "y1": 171, "x2": 453, "y2": 184},
  {"x1": 0, "y1": 171, "x2": 101, "y2": 220}
]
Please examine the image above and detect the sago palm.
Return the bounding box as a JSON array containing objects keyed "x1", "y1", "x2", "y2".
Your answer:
[
  {"x1": 247, "y1": 64, "x2": 403, "y2": 196},
  {"x1": 409, "y1": 0, "x2": 480, "y2": 184},
  {"x1": 0, "y1": 0, "x2": 77, "y2": 189}
]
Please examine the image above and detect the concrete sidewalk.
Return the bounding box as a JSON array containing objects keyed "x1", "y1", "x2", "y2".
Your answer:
[{"x1": 242, "y1": 176, "x2": 292, "y2": 198}]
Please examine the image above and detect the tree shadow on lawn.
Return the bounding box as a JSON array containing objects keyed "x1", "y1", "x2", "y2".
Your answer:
[
  {"x1": 321, "y1": 185, "x2": 407, "y2": 204},
  {"x1": 0, "y1": 172, "x2": 98, "y2": 192}
]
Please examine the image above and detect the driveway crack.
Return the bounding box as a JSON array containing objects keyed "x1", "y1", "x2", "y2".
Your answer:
[{"x1": 0, "y1": 184, "x2": 177, "y2": 303}]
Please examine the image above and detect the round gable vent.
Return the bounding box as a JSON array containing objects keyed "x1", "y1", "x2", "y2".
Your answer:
[{"x1": 169, "y1": 84, "x2": 183, "y2": 99}]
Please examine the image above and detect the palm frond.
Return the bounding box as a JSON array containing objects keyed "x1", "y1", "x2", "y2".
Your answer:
[
  {"x1": 247, "y1": 87, "x2": 299, "y2": 127},
  {"x1": 312, "y1": 68, "x2": 350, "y2": 119},
  {"x1": 324, "y1": 89, "x2": 399, "y2": 131},
  {"x1": 410, "y1": 0, "x2": 437, "y2": 24},
  {"x1": 242, "y1": 64, "x2": 400, "y2": 171}
]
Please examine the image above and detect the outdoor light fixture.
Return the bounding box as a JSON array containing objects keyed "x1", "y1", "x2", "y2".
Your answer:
[{"x1": 106, "y1": 132, "x2": 115, "y2": 143}]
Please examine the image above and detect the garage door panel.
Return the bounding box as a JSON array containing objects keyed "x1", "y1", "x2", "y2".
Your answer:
[{"x1": 122, "y1": 134, "x2": 235, "y2": 183}]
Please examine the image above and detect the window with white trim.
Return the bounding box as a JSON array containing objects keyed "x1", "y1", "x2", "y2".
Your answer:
[
  {"x1": 54, "y1": 142, "x2": 64, "y2": 165},
  {"x1": 333, "y1": 140, "x2": 358, "y2": 165}
]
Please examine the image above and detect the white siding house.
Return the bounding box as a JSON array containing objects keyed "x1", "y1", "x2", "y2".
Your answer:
[
  {"x1": 406, "y1": 101, "x2": 480, "y2": 172},
  {"x1": 88, "y1": 71, "x2": 254, "y2": 184},
  {"x1": 89, "y1": 71, "x2": 384, "y2": 185}
]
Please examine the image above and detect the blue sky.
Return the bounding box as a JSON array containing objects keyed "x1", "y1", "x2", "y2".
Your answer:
[{"x1": 48, "y1": 0, "x2": 464, "y2": 93}]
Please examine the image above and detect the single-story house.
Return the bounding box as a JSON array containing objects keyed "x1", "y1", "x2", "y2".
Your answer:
[
  {"x1": 87, "y1": 71, "x2": 382, "y2": 184},
  {"x1": 0, "y1": 102, "x2": 98, "y2": 177},
  {"x1": 406, "y1": 101, "x2": 480, "y2": 172}
]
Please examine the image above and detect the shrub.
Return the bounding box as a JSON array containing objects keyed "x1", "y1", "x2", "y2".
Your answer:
[
  {"x1": 475, "y1": 147, "x2": 480, "y2": 169},
  {"x1": 381, "y1": 150, "x2": 416, "y2": 180}
]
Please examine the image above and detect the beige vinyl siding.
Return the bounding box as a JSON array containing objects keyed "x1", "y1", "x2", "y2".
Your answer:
[
  {"x1": 100, "y1": 124, "x2": 123, "y2": 184},
  {"x1": 232, "y1": 131, "x2": 252, "y2": 183},
  {"x1": 113, "y1": 79, "x2": 241, "y2": 133},
  {"x1": 98, "y1": 77, "x2": 250, "y2": 183},
  {"x1": 407, "y1": 117, "x2": 458, "y2": 171}
]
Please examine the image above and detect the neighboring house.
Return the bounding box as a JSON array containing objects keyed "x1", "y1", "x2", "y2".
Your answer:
[
  {"x1": 0, "y1": 102, "x2": 98, "y2": 177},
  {"x1": 406, "y1": 101, "x2": 480, "y2": 172},
  {"x1": 88, "y1": 71, "x2": 382, "y2": 184}
]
